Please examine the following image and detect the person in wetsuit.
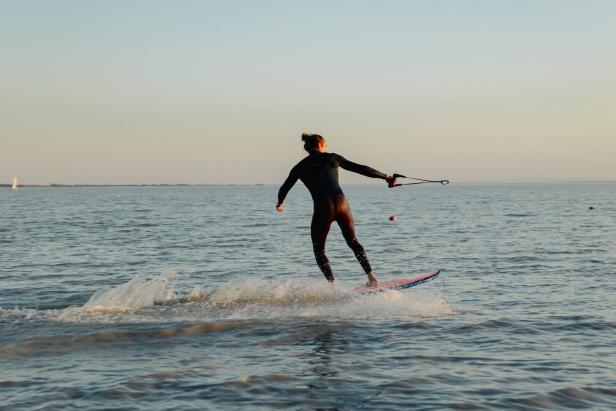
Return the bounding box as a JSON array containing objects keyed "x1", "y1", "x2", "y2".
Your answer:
[{"x1": 276, "y1": 133, "x2": 397, "y2": 286}]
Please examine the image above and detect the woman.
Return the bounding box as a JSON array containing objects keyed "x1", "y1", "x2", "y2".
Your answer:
[{"x1": 276, "y1": 133, "x2": 396, "y2": 286}]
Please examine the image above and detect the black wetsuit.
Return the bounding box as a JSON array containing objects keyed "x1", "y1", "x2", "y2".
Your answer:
[{"x1": 277, "y1": 152, "x2": 387, "y2": 281}]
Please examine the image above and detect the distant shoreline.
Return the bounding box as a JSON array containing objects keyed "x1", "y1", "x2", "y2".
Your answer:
[
  {"x1": 1, "y1": 181, "x2": 615, "y2": 188},
  {"x1": 0, "y1": 183, "x2": 267, "y2": 188}
]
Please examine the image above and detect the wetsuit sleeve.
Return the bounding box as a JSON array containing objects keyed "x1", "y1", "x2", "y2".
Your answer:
[
  {"x1": 334, "y1": 154, "x2": 387, "y2": 179},
  {"x1": 277, "y1": 165, "x2": 299, "y2": 205}
]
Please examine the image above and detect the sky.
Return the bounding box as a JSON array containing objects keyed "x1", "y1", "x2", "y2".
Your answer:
[{"x1": 1, "y1": 0, "x2": 615, "y2": 185}]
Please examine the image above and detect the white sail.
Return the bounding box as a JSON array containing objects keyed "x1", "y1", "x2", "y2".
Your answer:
[{"x1": 12, "y1": 177, "x2": 18, "y2": 190}]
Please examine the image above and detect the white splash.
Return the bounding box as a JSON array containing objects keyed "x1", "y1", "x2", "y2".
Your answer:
[
  {"x1": 187, "y1": 277, "x2": 455, "y2": 320},
  {"x1": 0, "y1": 306, "x2": 40, "y2": 321},
  {"x1": 54, "y1": 273, "x2": 454, "y2": 323},
  {"x1": 203, "y1": 278, "x2": 345, "y2": 307},
  {"x1": 58, "y1": 272, "x2": 177, "y2": 321}
]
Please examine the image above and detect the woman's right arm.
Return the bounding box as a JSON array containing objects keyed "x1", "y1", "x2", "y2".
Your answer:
[{"x1": 276, "y1": 165, "x2": 299, "y2": 211}]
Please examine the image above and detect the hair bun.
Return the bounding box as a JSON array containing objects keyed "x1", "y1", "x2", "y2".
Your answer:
[{"x1": 301, "y1": 132, "x2": 325, "y2": 152}]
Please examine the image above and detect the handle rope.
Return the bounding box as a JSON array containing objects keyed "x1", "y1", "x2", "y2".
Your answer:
[{"x1": 391, "y1": 173, "x2": 449, "y2": 187}]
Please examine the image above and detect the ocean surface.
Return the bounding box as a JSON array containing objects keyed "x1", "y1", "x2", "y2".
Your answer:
[{"x1": 1, "y1": 184, "x2": 615, "y2": 410}]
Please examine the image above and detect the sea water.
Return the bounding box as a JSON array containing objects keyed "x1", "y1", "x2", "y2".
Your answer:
[{"x1": 1, "y1": 184, "x2": 615, "y2": 410}]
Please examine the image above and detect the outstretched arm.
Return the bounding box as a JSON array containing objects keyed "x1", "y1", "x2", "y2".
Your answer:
[
  {"x1": 276, "y1": 166, "x2": 299, "y2": 211},
  {"x1": 334, "y1": 154, "x2": 387, "y2": 179},
  {"x1": 335, "y1": 154, "x2": 397, "y2": 186}
]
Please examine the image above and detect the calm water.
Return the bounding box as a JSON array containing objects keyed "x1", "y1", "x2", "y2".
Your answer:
[{"x1": 1, "y1": 184, "x2": 615, "y2": 410}]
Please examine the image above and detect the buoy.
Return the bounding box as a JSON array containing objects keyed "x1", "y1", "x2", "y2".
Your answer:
[
  {"x1": 589, "y1": 206, "x2": 595, "y2": 210},
  {"x1": 389, "y1": 215, "x2": 397, "y2": 221}
]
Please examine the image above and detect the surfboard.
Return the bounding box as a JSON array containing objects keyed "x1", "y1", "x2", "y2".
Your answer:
[{"x1": 353, "y1": 269, "x2": 441, "y2": 295}]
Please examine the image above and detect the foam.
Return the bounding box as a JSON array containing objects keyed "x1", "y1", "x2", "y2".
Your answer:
[
  {"x1": 47, "y1": 272, "x2": 455, "y2": 323},
  {"x1": 0, "y1": 306, "x2": 42, "y2": 321},
  {"x1": 202, "y1": 278, "x2": 347, "y2": 307},
  {"x1": 185, "y1": 277, "x2": 455, "y2": 321}
]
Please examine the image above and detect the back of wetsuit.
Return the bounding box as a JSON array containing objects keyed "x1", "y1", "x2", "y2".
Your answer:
[{"x1": 278, "y1": 152, "x2": 387, "y2": 204}]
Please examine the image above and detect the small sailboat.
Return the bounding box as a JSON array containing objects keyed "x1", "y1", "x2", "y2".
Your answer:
[{"x1": 12, "y1": 177, "x2": 18, "y2": 190}]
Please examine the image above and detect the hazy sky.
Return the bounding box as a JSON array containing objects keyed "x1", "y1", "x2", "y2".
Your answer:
[{"x1": 1, "y1": 1, "x2": 615, "y2": 184}]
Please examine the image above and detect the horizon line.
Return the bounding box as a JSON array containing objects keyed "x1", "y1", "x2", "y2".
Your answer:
[{"x1": 2, "y1": 180, "x2": 616, "y2": 188}]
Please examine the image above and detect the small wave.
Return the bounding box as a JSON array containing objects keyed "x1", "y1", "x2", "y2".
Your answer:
[
  {"x1": 505, "y1": 255, "x2": 541, "y2": 262},
  {"x1": 0, "y1": 322, "x2": 241, "y2": 358},
  {"x1": 136, "y1": 223, "x2": 158, "y2": 227},
  {"x1": 550, "y1": 320, "x2": 616, "y2": 332},
  {"x1": 507, "y1": 385, "x2": 616, "y2": 409},
  {"x1": 452, "y1": 318, "x2": 544, "y2": 335}
]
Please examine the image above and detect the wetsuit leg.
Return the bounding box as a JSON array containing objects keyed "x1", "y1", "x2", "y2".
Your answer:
[
  {"x1": 335, "y1": 196, "x2": 373, "y2": 274},
  {"x1": 311, "y1": 198, "x2": 336, "y2": 281}
]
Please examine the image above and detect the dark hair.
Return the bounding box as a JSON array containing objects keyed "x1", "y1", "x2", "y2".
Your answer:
[{"x1": 301, "y1": 132, "x2": 325, "y2": 152}]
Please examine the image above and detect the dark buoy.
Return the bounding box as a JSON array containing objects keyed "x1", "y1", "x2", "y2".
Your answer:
[
  {"x1": 589, "y1": 206, "x2": 595, "y2": 210},
  {"x1": 389, "y1": 215, "x2": 397, "y2": 221}
]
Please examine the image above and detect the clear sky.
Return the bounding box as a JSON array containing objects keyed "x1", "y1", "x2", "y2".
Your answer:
[{"x1": 1, "y1": 0, "x2": 615, "y2": 184}]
